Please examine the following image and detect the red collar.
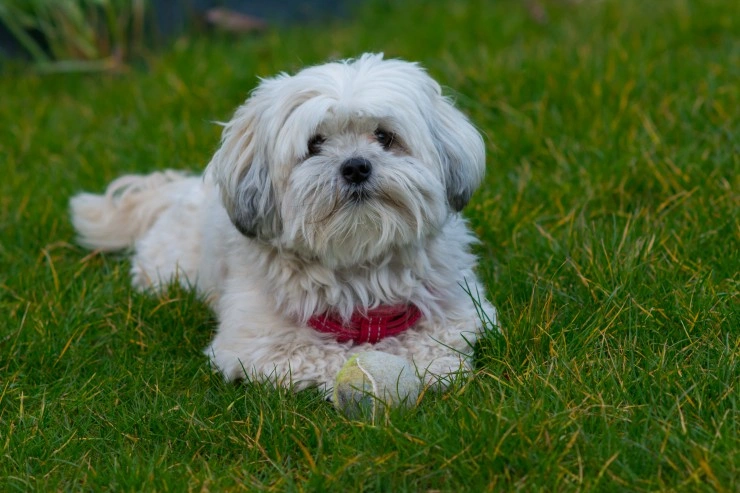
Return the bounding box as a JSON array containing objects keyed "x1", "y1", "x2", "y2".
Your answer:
[{"x1": 308, "y1": 304, "x2": 422, "y2": 344}]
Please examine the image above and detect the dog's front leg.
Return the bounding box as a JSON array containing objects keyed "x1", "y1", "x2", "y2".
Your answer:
[
  {"x1": 206, "y1": 325, "x2": 351, "y2": 393},
  {"x1": 206, "y1": 291, "x2": 351, "y2": 392}
]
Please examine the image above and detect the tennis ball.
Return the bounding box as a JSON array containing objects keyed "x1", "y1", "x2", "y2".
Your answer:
[{"x1": 333, "y1": 350, "x2": 421, "y2": 421}]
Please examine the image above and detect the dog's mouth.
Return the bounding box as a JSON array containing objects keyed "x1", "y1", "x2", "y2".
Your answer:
[
  {"x1": 310, "y1": 180, "x2": 414, "y2": 225},
  {"x1": 343, "y1": 184, "x2": 404, "y2": 211},
  {"x1": 346, "y1": 185, "x2": 373, "y2": 204},
  {"x1": 340, "y1": 184, "x2": 420, "y2": 228}
]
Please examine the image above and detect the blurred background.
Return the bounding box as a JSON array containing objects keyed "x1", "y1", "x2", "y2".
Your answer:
[{"x1": 0, "y1": 0, "x2": 366, "y2": 71}]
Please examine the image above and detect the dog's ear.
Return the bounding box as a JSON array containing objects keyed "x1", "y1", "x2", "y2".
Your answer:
[
  {"x1": 230, "y1": 159, "x2": 280, "y2": 240},
  {"x1": 429, "y1": 95, "x2": 486, "y2": 212},
  {"x1": 206, "y1": 91, "x2": 281, "y2": 240}
]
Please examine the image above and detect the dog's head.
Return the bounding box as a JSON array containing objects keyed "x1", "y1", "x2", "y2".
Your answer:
[{"x1": 207, "y1": 53, "x2": 485, "y2": 267}]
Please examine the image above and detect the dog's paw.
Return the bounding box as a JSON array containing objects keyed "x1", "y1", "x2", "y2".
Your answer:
[{"x1": 333, "y1": 351, "x2": 421, "y2": 421}]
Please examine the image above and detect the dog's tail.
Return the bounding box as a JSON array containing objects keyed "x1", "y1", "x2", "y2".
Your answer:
[{"x1": 70, "y1": 170, "x2": 193, "y2": 251}]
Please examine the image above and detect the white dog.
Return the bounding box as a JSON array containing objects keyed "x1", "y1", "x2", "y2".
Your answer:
[{"x1": 70, "y1": 53, "x2": 497, "y2": 412}]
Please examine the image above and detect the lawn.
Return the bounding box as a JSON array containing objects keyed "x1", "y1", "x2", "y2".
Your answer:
[{"x1": 1, "y1": 0, "x2": 738, "y2": 490}]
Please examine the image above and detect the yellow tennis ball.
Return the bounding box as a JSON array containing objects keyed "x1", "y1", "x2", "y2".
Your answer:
[{"x1": 333, "y1": 351, "x2": 421, "y2": 421}]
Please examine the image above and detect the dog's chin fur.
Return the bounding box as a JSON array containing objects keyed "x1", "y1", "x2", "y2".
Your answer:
[{"x1": 69, "y1": 53, "x2": 498, "y2": 393}]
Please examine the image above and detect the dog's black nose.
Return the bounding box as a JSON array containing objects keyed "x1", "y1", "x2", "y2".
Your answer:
[{"x1": 340, "y1": 157, "x2": 372, "y2": 184}]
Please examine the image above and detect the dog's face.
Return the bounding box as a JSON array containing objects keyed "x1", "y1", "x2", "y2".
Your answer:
[{"x1": 207, "y1": 53, "x2": 485, "y2": 267}]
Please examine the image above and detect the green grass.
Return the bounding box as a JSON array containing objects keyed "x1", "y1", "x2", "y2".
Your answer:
[{"x1": 1, "y1": 0, "x2": 738, "y2": 490}]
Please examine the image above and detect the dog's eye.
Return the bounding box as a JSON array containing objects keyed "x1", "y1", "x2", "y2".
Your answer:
[
  {"x1": 307, "y1": 135, "x2": 325, "y2": 156},
  {"x1": 374, "y1": 129, "x2": 395, "y2": 150}
]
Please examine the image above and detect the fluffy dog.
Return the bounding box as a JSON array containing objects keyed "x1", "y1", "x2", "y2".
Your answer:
[{"x1": 70, "y1": 53, "x2": 497, "y2": 410}]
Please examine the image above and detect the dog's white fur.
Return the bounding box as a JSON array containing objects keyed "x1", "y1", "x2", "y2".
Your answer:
[{"x1": 70, "y1": 53, "x2": 497, "y2": 395}]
